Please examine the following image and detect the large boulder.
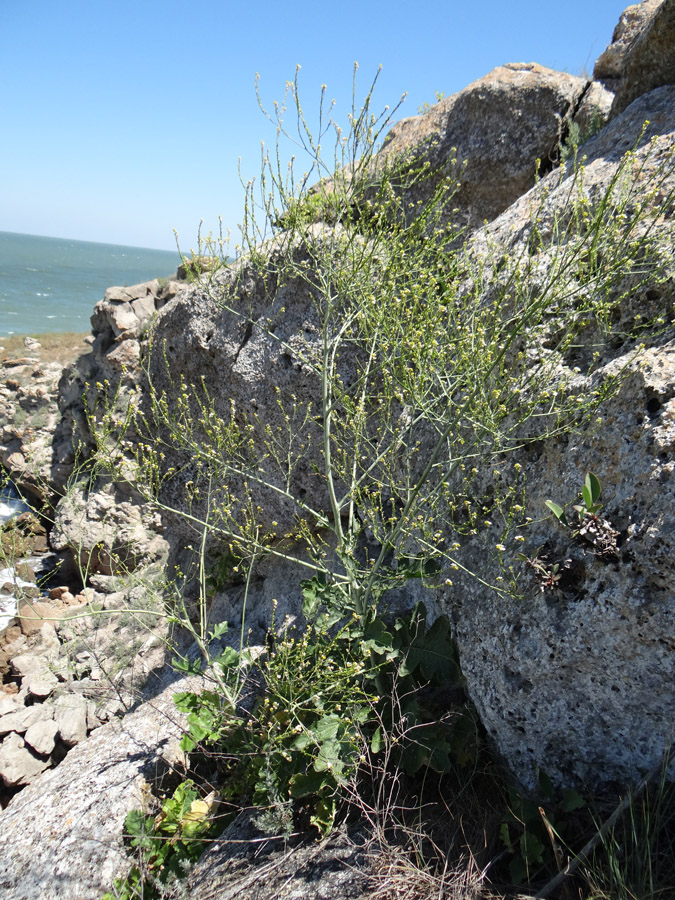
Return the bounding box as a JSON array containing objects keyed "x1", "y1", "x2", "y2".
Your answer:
[
  {"x1": 595, "y1": 0, "x2": 675, "y2": 118},
  {"x1": 142, "y1": 238, "x2": 337, "y2": 551},
  {"x1": 375, "y1": 62, "x2": 612, "y2": 234},
  {"x1": 442, "y1": 86, "x2": 675, "y2": 789},
  {"x1": 593, "y1": 0, "x2": 665, "y2": 91}
]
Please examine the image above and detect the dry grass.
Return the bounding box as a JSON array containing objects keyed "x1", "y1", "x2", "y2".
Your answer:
[{"x1": 0, "y1": 331, "x2": 90, "y2": 367}]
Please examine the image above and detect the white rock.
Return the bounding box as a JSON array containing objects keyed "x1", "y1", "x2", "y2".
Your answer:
[
  {"x1": 24, "y1": 718, "x2": 59, "y2": 756},
  {"x1": 54, "y1": 694, "x2": 88, "y2": 746},
  {"x1": 0, "y1": 733, "x2": 50, "y2": 786}
]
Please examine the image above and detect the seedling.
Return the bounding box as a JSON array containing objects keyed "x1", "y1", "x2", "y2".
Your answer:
[
  {"x1": 546, "y1": 472, "x2": 602, "y2": 527},
  {"x1": 546, "y1": 473, "x2": 619, "y2": 558}
]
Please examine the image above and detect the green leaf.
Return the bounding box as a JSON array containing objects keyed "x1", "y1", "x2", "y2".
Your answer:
[
  {"x1": 500, "y1": 821, "x2": 513, "y2": 851},
  {"x1": 209, "y1": 621, "x2": 229, "y2": 640},
  {"x1": 371, "y1": 726, "x2": 383, "y2": 754},
  {"x1": 520, "y1": 830, "x2": 545, "y2": 866},
  {"x1": 310, "y1": 796, "x2": 337, "y2": 834},
  {"x1": 215, "y1": 646, "x2": 239, "y2": 671},
  {"x1": 562, "y1": 788, "x2": 586, "y2": 812},
  {"x1": 289, "y1": 769, "x2": 326, "y2": 798},
  {"x1": 124, "y1": 808, "x2": 149, "y2": 837},
  {"x1": 361, "y1": 617, "x2": 394, "y2": 656},
  {"x1": 313, "y1": 714, "x2": 341, "y2": 742},
  {"x1": 509, "y1": 854, "x2": 529, "y2": 885},
  {"x1": 585, "y1": 472, "x2": 602, "y2": 506},
  {"x1": 545, "y1": 500, "x2": 568, "y2": 526},
  {"x1": 173, "y1": 691, "x2": 200, "y2": 712},
  {"x1": 396, "y1": 557, "x2": 442, "y2": 579},
  {"x1": 314, "y1": 738, "x2": 345, "y2": 775},
  {"x1": 396, "y1": 611, "x2": 459, "y2": 682},
  {"x1": 172, "y1": 656, "x2": 203, "y2": 675},
  {"x1": 301, "y1": 574, "x2": 343, "y2": 620},
  {"x1": 537, "y1": 768, "x2": 554, "y2": 799}
]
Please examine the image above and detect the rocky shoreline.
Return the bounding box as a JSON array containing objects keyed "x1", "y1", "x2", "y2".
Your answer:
[{"x1": 0, "y1": 294, "x2": 181, "y2": 803}]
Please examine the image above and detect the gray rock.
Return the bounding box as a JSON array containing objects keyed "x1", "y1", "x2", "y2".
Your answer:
[
  {"x1": 24, "y1": 671, "x2": 59, "y2": 699},
  {"x1": 596, "y1": 0, "x2": 675, "y2": 117},
  {"x1": 372, "y1": 62, "x2": 596, "y2": 235},
  {"x1": 145, "y1": 236, "x2": 343, "y2": 544},
  {"x1": 0, "y1": 733, "x2": 51, "y2": 786},
  {"x1": 10, "y1": 650, "x2": 56, "y2": 680},
  {"x1": 438, "y1": 86, "x2": 675, "y2": 790},
  {"x1": 50, "y1": 482, "x2": 168, "y2": 577},
  {"x1": 94, "y1": 301, "x2": 140, "y2": 338},
  {"x1": 186, "y1": 817, "x2": 372, "y2": 900},
  {"x1": 0, "y1": 702, "x2": 53, "y2": 736},
  {"x1": 572, "y1": 81, "x2": 614, "y2": 140},
  {"x1": 0, "y1": 694, "x2": 21, "y2": 716},
  {"x1": 594, "y1": 0, "x2": 664, "y2": 89}
]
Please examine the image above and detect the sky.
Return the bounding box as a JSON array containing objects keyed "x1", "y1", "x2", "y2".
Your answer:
[{"x1": 1, "y1": 0, "x2": 631, "y2": 252}]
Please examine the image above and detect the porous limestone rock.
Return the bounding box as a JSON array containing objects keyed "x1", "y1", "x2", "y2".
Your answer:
[
  {"x1": 50, "y1": 480, "x2": 168, "y2": 578},
  {"x1": 436, "y1": 86, "x2": 675, "y2": 790},
  {"x1": 594, "y1": 0, "x2": 665, "y2": 91},
  {"x1": 140, "y1": 232, "x2": 366, "y2": 558},
  {"x1": 373, "y1": 62, "x2": 611, "y2": 234},
  {"x1": 595, "y1": 0, "x2": 675, "y2": 118},
  {"x1": 0, "y1": 354, "x2": 75, "y2": 502},
  {"x1": 186, "y1": 816, "x2": 372, "y2": 900}
]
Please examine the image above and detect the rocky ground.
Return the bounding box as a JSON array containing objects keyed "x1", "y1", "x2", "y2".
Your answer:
[{"x1": 0, "y1": 334, "x2": 169, "y2": 807}]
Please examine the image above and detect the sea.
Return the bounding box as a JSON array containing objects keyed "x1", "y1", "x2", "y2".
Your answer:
[
  {"x1": 0, "y1": 230, "x2": 181, "y2": 340},
  {"x1": 0, "y1": 231, "x2": 181, "y2": 626}
]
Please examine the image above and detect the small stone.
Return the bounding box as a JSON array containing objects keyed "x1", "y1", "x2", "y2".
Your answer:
[
  {"x1": 0, "y1": 702, "x2": 51, "y2": 737},
  {"x1": 0, "y1": 732, "x2": 51, "y2": 786},
  {"x1": 25, "y1": 673, "x2": 58, "y2": 700},
  {"x1": 14, "y1": 563, "x2": 36, "y2": 583},
  {"x1": 0, "y1": 624, "x2": 22, "y2": 649},
  {"x1": 6, "y1": 451, "x2": 26, "y2": 469},
  {"x1": 86, "y1": 700, "x2": 99, "y2": 732},
  {"x1": 17, "y1": 599, "x2": 60, "y2": 636},
  {"x1": 0, "y1": 694, "x2": 21, "y2": 716},
  {"x1": 54, "y1": 694, "x2": 88, "y2": 746},
  {"x1": 24, "y1": 718, "x2": 59, "y2": 756},
  {"x1": 10, "y1": 651, "x2": 55, "y2": 679}
]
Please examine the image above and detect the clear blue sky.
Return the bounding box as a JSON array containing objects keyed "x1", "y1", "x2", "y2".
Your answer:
[{"x1": 1, "y1": 0, "x2": 630, "y2": 251}]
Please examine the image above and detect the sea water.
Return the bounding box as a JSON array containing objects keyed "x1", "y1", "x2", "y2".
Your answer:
[{"x1": 0, "y1": 230, "x2": 180, "y2": 339}]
